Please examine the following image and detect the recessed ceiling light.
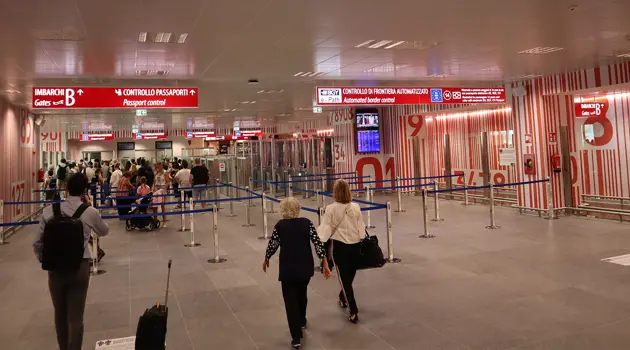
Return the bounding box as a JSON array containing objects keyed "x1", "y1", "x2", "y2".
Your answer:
[
  {"x1": 364, "y1": 64, "x2": 410, "y2": 73},
  {"x1": 257, "y1": 89, "x2": 284, "y2": 94},
  {"x1": 155, "y1": 32, "x2": 172, "y2": 43},
  {"x1": 3, "y1": 89, "x2": 21, "y2": 94},
  {"x1": 617, "y1": 53, "x2": 630, "y2": 58},
  {"x1": 368, "y1": 40, "x2": 393, "y2": 49},
  {"x1": 427, "y1": 73, "x2": 454, "y2": 78},
  {"x1": 384, "y1": 41, "x2": 406, "y2": 49},
  {"x1": 355, "y1": 40, "x2": 375, "y2": 48},
  {"x1": 177, "y1": 33, "x2": 188, "y2": 44},
  {"x1": 511, "y1": 74, "x2": 542, "y2": 79},
  {"x1": 518, "y1": 47, "x2": 564, "y2": 55},
  {"x1": 294, "y1": 72, "x2": 324, "y2": 77},
  {"x1": 138, "y1": 32, "x2": 147, "y2": 43}
]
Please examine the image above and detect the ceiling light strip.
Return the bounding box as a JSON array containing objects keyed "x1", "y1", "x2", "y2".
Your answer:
[
  {"x1": 384, "y1": 40, "x2": 406, "y2": 49},
  {"x1": 355, "y1": 40, "x2": 376, "y2": 48},
  {"x1": 368, "y1": 40, "x2": 393, "y2": 49}
]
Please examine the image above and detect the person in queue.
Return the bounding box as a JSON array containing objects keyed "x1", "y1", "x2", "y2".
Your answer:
[
  {"x1": 174, "y1": 159, "x2": 191, "y2": 208},
  {"x1": 317, "y1": 179, "x2": 365, "y2": 324},
  {"x1": 33, "y1": 173, "x2": 109, "y2": 350},
  {"x1": 152, "y1": 162, "x2": 170, "y2": 227},
  {"x1": 169, "y1": 160, "x2": 180, "y2": 196},
  {"x1": 136, "y1": 176, "x2": 151, "y2": 197},
  {"x1": 43, "y1": 169, "x2": 57, "y2": 202},
  {"x1": 263, "y1": 197, "x2": 331, "y2": 349},
  {"x1": 145, "y1": 160, "x2": 155, "y2": 188},
  {"x1": 116, "y1": 171, "x2": 134, "y2": 217},
  {"x1": 190, "y1": 158, "x2": 210, "y2": 209}
]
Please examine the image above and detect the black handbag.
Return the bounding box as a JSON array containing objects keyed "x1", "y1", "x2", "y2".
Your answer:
[{"x1": 357, "y1": 231, "x2": 386, "y2": 269}]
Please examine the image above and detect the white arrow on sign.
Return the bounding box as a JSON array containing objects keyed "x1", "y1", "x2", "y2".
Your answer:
[
  {"x1": 190, "y1": 90, "x2": 196, "y2": 95},
  {"x1": 77, "y1": 89, "x2": 84, "y2": 96}
]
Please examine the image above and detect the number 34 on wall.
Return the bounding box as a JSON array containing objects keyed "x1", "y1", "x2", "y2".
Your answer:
[
  {"x1": 10, "y1": 181, "x2": 26, "y2": 221},
  {"x1": 334, "y1": 142, "x2": 346, "y2": 163}
]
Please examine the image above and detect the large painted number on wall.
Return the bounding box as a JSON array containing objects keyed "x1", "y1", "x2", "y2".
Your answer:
[
  {"x1": 10, "y1": 181, "x2": 25, "y2": 221},
  {"x1": 583, "y1": 116, "x2": 613, "y2": 146},
  {"x1": 355, "y1": 156, "x2": 395, "y2": 189}
]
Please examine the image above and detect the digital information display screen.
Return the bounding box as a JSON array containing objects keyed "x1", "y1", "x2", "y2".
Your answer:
[
  {"x1": 356, "y1": 112, "x2": 379, "y2": 128},
  {"x1": 357, "y1": 130, "x2": 381, "y2": 153}
]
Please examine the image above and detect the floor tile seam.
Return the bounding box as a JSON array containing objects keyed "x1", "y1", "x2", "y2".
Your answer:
[
  {"x1": 506, "y1": 314, "x2": 630, "y2": 350},
  {"x1": 225, "y1": 251, "x2": 330, "y2": 350},
  {"x1": 165, "y1": 226, "x2": 262, "y2": 350},
  {"x1": 153, "y1": 231, "x2": 197, "y2": 350}
]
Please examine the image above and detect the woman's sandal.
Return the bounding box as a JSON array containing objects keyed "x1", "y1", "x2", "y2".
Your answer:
[{"x1": 349, "y1": 314, "x2": 359, "y2": 324}]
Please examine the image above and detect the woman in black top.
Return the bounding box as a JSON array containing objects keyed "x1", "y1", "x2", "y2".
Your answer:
[{"x1": 264, "y1": 197, "x2": 331, "y2": 349}]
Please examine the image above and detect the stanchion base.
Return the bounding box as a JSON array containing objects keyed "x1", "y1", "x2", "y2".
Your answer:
[
  {"x1": 208, "y1": 258, "x2": 227, "y2": 264},
  {"x1": 248, "y1": 204, "x2": 256, "y2": 207},
  {"x1": 242, "y1": 224, "x2": 255, "y2": 227},
  {"x1": 386, "y1": 257, "x2": 402, "y2": 263},
  {"x1": 90, "y1": 269, "x2": 107, "y2": 276},
  {"x1": 545, "y1": 216, "x2": 558, "y2": 220},
  {"x1": 366, "y1": 225, "x2": 376, "y2": 229},
  {"x1": 461, "y1": 203, "x2": 471, "y2": 206},
  {"x1": 184, "y1": 243, "x2": 201, "y2": 247},
  {"x1": 0, "y1": 241, "x2": 10, "y2": 245},
  {"x1": 485, "y1": 225, "x2": 501, "y2": 229},
  {"x1": 419, "y1": 234, "x2": 436, "y2": 239},
  {"x1": 177, "y1": 229, "x2": 190, "y2": 232},
  {"x1": 431, "y1": 218, "x2": 444, "y2": 222},
  {"x1": 269, "y1": 210, "x2": 277, "y2": 213},
  {"x1": 258, "y1": 236, "x2": 269, "y2": 240},
  {"x1": 394, "y1": 210, "x2": 407, "y2": 213}
]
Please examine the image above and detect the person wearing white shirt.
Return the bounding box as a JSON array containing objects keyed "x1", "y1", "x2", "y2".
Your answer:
[
  {"x1": 317, "y1": 179, "x2": 365, "y2": 324},
  {"x1": 174, "y1": 160, "x2": 192, "y2": 207},
  {"x1": 109, "y1": 164, "x2": 123, "y2": 196},
  {"x1": 85, "y1": 162, "x2": 95, "y2": 183}
]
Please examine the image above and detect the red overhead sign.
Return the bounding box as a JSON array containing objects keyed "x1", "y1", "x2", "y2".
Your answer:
[
  {"x1": 186, "y1": 131, "x2": 216, "y2": 139},
  {"x1": 80, "y1": 133, "x2": 114, "y2": 141},
  {"x1": 234, "y1": 129, "x2": 263, "y2": 137},
  {"x1": 316, "y1": 86, "x2": 506, "y2": 105},
  {"x1": 133, "y1": 132, "x2": 167, "y2": 140},
  {"x1": 574, "y1": 99, "x2": 609, "y2": 117},
  {"x1": 32, "y1": 87, "x2": 199, "y2": 109},
  {"x1": 207, "y1": 135, "x2": 256, "y2": 141}
]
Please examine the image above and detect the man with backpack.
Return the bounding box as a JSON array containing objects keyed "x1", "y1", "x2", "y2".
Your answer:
[
  {"x1": 56, "y1": 159, "x2": 68, "y2": 193},
  {"x1": 33, "y1": 173, "x2": 109, "y2": 350}
]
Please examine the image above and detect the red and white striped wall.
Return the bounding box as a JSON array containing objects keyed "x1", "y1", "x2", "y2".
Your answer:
[
  {"x1": 0, "y1": 98, "x2": 39, "y2": 223},
  {"x1": 512, "y1": 60, "x2": 630, "y2": 209}
]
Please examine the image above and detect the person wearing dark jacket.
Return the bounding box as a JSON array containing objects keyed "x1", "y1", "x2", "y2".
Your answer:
[{"x1": 263, "y1": 197, "x2": 331, "y2": 349}]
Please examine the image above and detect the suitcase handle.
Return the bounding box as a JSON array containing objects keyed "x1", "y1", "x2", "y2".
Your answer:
[{"x1": 164, "y1": 259, "x2": 172, "y2": 307}]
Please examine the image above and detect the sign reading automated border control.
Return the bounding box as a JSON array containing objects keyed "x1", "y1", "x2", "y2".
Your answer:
[
  {"x1": 32, "y1": 87, "x2": 198, "y2": 109},
  {"x1": 316, "y1": 86, "x2": 506, "y2": 105}
]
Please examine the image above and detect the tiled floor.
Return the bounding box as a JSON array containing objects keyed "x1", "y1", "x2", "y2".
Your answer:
[{"x1": 2, "y1": 193, "x2": 630, "y2": 349}]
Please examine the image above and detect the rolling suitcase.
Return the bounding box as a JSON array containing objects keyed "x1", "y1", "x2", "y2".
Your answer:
[{"x1": 135, "y1": 259, "x2": 171, "y2": 350}]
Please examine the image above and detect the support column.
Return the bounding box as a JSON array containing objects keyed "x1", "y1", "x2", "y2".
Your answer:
[
  {"x1": 559, "y1": 126, "x2": 573, "y2": 208},
  {"x1": 480, "y1": 132, "x2": 491, "y2": 198},
  {"x1": 444, "y1": 134, "x2": 452, "y2": 191}
]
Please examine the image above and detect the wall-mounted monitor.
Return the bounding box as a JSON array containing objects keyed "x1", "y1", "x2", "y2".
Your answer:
[
  {"x1": 117, "y1": 142, "x2": 135, "y2": 151},
  {"x1": 355, "y1": 108, "x2": 380, "y2": 153}
]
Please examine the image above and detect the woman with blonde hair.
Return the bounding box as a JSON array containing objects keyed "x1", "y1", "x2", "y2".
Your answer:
[
  {"x1": 317, "y1": 179, "x2": 365, "y2": 324},
  {"x1": 263, "y1": 197, "x2": 331, "y2": 349}
]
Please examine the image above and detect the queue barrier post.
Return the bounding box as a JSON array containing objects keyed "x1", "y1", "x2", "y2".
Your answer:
[
  {"x1": 248, "y1": 178, "x2": 256, "y2": 207},
  {"x1": 385, "y1": 202, "x2": 401, "y2": 263},
  {"x1": 242, "y1": 200, "x2": 254, "y2": 227},
  {"x1": 288, "y1": 175, "x2": 293, "y2": 197},
  {"x1": 462, "y1": 173, "x2": 470, "y2": 206},
  {"x1": 228, "y1": 182, "x2": 236, "y2": 217},
  {"x1": 259, "y1": 193, "x2": 269, "y2": 240},
  {"x1": 546, "y1": 178, "x2": 557, "y2": 220},
  {"x1": 215, "y1": 179, "x2": 223, "y2": 209},
  {"x1": 246, "y1": 186, "x2": 254, "y2": 207},
  {"x1": 318, "y1": 206, "x2": 324, "y2": 226},
  {"x1": 208, "y1": 203, "x2": 227, "y2": 263},
  {"x1": 304, "y1": 179, "x2": 309, "y2": 199},
  {"x1": 177, "y1": 190, "x2": 189, "y2": 232},
  {"x1": 284, "y1": 170, "x2": 289, "y2": 197},
  {"x1": 321, "y1": 177, "x2": 326, "y2": 196},
  {"x1": 419, "y1": 189, "x2": 435, "y2": 238},
  {"x1": 394, "y1": 176, "x2": 405, "y2": 213},
  {"x1": 90, "y1": 234, "x2": 106, "y2": 276},
  {"x1": 184, "y1": 198, "x2": 200, "y2": 247},
  {"x1": 486, "y1": 182, "x2": 500, "y2": 229},
  {"x1": 365, "y1": 186, "x2": 375, "y2": 229},
  {"x1": 315, "y1": 190, "x2": 321, "y2": 208},
  {"x1": 270, "y1": 176, "x2": 277, "y2": 211},
  {"x1": 431, "y1": 182, "x2": 443, "y2": 222},
  {"x1": 0, "y1": 200, "x2": 5, "y2": 245}
]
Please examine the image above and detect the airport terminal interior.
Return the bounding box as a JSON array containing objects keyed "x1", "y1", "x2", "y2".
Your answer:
[{"x1": 2, "y1": 0, "x2": 630, "y2": 349}]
